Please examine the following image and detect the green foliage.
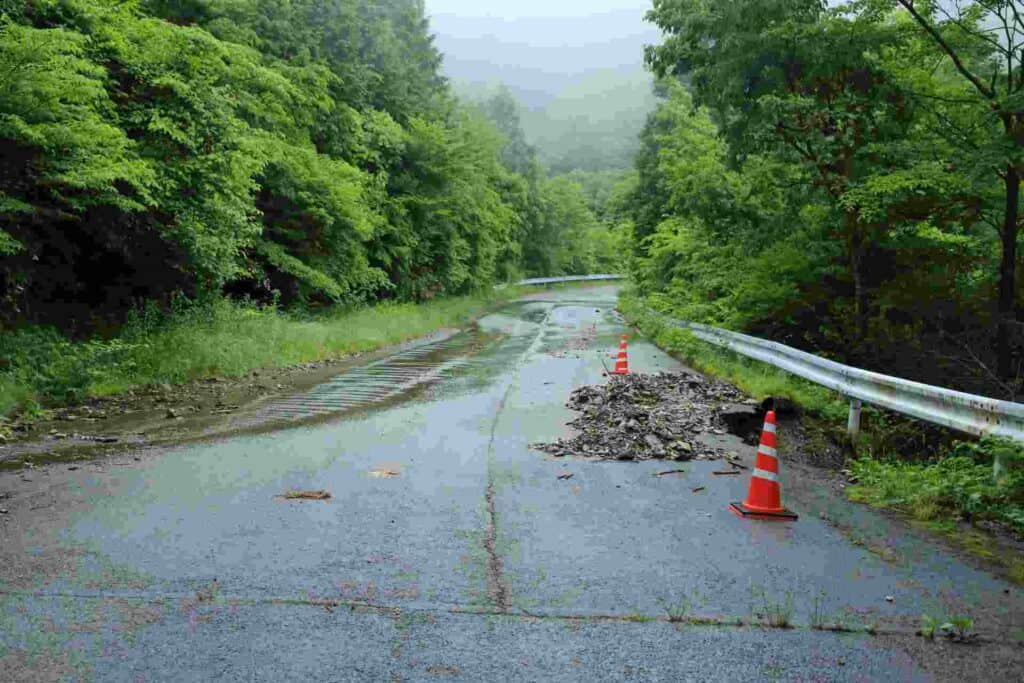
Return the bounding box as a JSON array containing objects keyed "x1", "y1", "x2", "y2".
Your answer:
[
  {"x1": 473, "y1": 93, "x2": 627, "y2": 279},
  {"x1": 634, "y1": 1, "x2": 1020, "y2": 394},
  {"x1": 848, "y1": 439, "x2": 1024, "y2": 534},
  {"x1": 0, "y1": 291, "x2": 512, "y2": 412},
  {"x1": 0, "y1": 0, "x2": 594, "y2": 332},
  {"x1": 920, "y1": 613, "x2": 937, "y2": 639},
  {"x1": 921, "y1": 613, "x2": 977, "y2": 642},
  {"x1": 752, "y1": 586, "x2": 794, "y2": 629},
  {"x1": 618, "y1": 292, "x2": 849, "y2": 422}
]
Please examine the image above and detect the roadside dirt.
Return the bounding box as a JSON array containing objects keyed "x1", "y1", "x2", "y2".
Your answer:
[{"x1": 0, "y1": 327, "x2": 462, "y2": 470}]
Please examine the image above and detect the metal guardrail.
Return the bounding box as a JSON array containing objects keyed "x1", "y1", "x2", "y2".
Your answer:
[
  {"x1": 514, "y1": 274, "x2": 625, "y2": 286},
  {"x1": 648, "y1": 315, "x2": 1024, "y2": 446}
]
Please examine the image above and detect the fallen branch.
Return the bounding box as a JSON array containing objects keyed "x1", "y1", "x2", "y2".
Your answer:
[
  {"x1": 277, "y1": 490, "x2": 332, "y2": 500},
  {"x1": 712, "y1": 470, "x2": 742, "y2": 476},
  {"x1": 656, "y1": 469, "x2": 687, "y2": 476}
]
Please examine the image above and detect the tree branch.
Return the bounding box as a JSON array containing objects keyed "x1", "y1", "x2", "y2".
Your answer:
[
  {"x1": 897, "y1": 0, "x2": 996, "y2": 100},
  {"x1": 935, "y1": 3, "x2": 1007, "y2": 57}
]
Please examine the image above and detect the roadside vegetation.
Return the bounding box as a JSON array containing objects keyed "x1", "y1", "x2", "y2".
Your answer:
[
  {"x1": 0, "y1": 1, "x2": 626, "y2": 418},
  {"x1": 0, "y1": 292, "x2": 508, "y2": 418},
  {"x1": 623, "y1": 290, "x2": 1024, "y2": 557},
  {"x1": 622, "y1": 1, "x2": 1024, "y2": 549},
  {"x1": 848, "y1": 439, "x2": 1024, "y2": 537}
]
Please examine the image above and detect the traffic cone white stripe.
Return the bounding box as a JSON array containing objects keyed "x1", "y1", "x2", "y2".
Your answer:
[
  {"x1": 757, "y1": 445, "x2": 777, "y2": 458},
  {"x1": 752, "y1": 468, "x2": 778, "y2": 482},
  {"x1": 762, "y1": 423, "x2": 777, "y2": 434}
]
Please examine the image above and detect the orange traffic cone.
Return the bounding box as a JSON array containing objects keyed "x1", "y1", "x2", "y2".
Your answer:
[
  {"x1": 729, "y1": 411, "x2": 798, "y2": 521},
  {"x1": 613, "y1": 335, "x2": 629, "y2": 375}
]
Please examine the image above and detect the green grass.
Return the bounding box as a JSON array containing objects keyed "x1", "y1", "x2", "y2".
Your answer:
[
  {"x1": 0, "y1": 288, "x2": 532, "y2": 418},
  {"x1": 0, "y1": 279, "x2": 615, "y2": 419},
  {"x1": 846, "y1": 443, "x2": 1024, "y2": 537},
  {"x1": 618, "y1": 291, "x2": 848, "y2": 421}
]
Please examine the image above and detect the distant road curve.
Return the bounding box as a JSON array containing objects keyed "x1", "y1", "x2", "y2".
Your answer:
[{"x1": 508, "y1": 274, "x2": 625, "y2": 287}]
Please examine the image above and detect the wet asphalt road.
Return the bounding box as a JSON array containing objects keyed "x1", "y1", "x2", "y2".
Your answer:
[{"x1": 1, "y1": 285, "x2": 1021, "y2": 681}]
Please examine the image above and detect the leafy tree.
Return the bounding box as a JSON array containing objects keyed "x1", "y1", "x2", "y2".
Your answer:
[
  {"x1": 646, "y1": 0, "x2": 932, "y2": 343},
  {"x1": 880, "y1": 0, "x2": 1023, "y2": 376}
]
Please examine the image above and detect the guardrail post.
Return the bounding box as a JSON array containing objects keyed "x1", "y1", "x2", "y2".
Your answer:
[{"x1": 847, "y1": 398, "x2": 862, "y2": 444}]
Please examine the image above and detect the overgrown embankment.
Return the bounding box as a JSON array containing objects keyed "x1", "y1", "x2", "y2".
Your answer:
[
  {"x1": 0, "y1": 290, "x2": 522, "y2": 422},
  {"x1": 620, "y1": 292, "x2": 1024, "y2": 569}
]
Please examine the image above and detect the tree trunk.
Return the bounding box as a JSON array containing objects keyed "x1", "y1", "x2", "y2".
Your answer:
[
  {"x1": 997, "y1": 164, "x2": 1020, "y2": 378},
  {"x1": 849, "y1": 216, "x2": 869, "y2": 343}
]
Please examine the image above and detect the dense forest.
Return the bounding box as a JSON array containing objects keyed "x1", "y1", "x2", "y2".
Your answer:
[
  {"x1": 0, "y1": 0, "x2": 622, "y2": 337},
  {"x1": 4, "y1": 0, "x2": 1022, "y2": 411},
  {"x1": 627, "y1": 0, "x2": 1024, "y2": 399}
]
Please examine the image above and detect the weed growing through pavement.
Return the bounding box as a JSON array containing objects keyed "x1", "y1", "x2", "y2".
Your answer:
[
  {"x1": 948, "y1": 615, "x2": 976, "y2": 641},
  {"x1": 809, "y1": 591, "x2": 827, "y2": 630},
  {"x1": 753, "y1": 586, "x2": 794, "y2": 629},
  {"x1": 920, "y1": 614, "x2": 937, "y2": 639},
  {"x1": 658, "y1": 594, "x2": 692, "y2": 624},
  {"x1": 919, "y1": 613, "x2": 977, "y2": 642}
]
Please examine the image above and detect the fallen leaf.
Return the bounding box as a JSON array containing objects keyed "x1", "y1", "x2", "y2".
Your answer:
[
  {"x1": 278, "y1": 490, "x2": 331, "y2": 500},
  {"x1": 570, "y1": 485, "x2": 582, "y2": 496}
]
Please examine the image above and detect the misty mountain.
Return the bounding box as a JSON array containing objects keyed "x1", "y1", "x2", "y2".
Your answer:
[
  {"x1": 430, "y1": 8, "x2": 660, "y2": 171},
  {"x1": 430, "y1": 9, "x2": 659, "y2": 106}
]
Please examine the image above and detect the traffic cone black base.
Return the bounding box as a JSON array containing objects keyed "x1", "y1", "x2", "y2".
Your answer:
[{"x1": 729, "y1": 502, "x2": 798, "y2": 521}]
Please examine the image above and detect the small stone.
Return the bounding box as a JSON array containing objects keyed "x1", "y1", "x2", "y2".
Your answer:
[
  {"x1": 884, "y1": 596, "x2": 894, "y2": 603},
  {"x1": 0, "y1": 508, "x2": 7, "y2": 514},
  {"x1": 165, "y1": 408, "x2": 179, "y2": 419}
]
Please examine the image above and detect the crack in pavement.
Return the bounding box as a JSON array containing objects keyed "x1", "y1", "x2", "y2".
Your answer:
[
  {"x1": 0, "y1": 588, "x2": 939, "y2": 638},
  {"x1": 479, "y1": 309, "x2": 553, "y2": 614},
  {"x1": 482, "y1": 478, "x2": 511, "y2": 612}
]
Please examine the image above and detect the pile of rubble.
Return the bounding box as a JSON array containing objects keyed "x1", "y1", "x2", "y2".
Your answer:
[{"x1": 531, "y1": 371, "x2": 756, "y2": 461}]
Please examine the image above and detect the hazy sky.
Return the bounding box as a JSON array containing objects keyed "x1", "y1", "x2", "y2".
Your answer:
[
  {"x1": 425, "y1": 1, "x2": 652, "y2": 20},
  {"x1": 425, "y1": 0, "x2": 658, "y2": 105}
]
